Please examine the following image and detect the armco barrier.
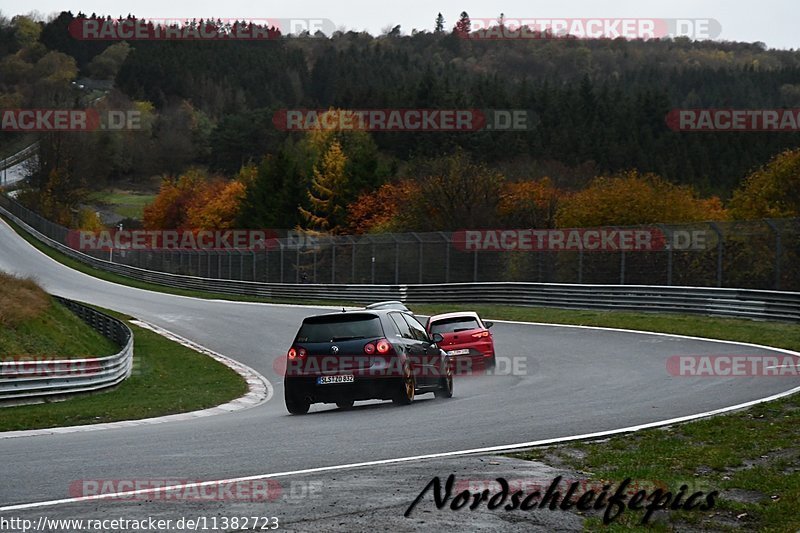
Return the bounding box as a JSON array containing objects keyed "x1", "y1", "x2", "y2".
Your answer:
[
  {"x1": 1, "y1": 199, "x2": 798, "y2": 322},
  {"x1": 0, "y1": 297, "x2": 133, "y2": 401}
]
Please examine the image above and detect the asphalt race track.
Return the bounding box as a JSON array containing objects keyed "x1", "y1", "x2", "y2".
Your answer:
[{"x1": 1, "y1": 217, "x2": 798, "y2": 529}]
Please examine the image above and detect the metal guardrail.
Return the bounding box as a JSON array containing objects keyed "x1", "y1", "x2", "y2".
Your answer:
[
  {"x1": 0, "y1": 297, "x2": 133, "y2": 401},
  {"x1": 0, "y1": 143, "x2": 39, "y2": 171},
  {"x1": 2, "y1": 199, "x2": 799, "y2": 322}
]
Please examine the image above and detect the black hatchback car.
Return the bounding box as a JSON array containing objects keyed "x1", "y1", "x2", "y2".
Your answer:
[{"x1": 283, "y1": 310, "x2": 453, "y2": 414}]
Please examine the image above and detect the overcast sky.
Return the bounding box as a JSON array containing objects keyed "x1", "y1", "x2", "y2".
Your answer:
[{"x1": 3, "y1": 0, "x2": 798, "y2": 49}]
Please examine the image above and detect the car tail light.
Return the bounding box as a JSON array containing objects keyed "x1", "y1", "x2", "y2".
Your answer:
[
  {"x1": 288, "y1": 347, "x2": 306, "y2": 360},
  {"x1": 363, "y1": 342, "x2": 376, "y2": 355},
  {"x1": 376, "y1": 339, "x2": 391, "y2": 354},
  {"x1": 472, "y1": 331, "x2": 490, "y2": 339}
]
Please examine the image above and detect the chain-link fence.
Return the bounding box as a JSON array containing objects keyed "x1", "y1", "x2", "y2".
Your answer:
[{"x1": 2, "y1": 194, "x2": 798, "y2": 291}]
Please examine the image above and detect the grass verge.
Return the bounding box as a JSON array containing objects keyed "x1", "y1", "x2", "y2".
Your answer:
[
  {"x1": 0, "y1": 307, "x2": 248, "y2": 432},
  {"x1": 0, "y1": 272, "x2": 117, "y2": 358}
]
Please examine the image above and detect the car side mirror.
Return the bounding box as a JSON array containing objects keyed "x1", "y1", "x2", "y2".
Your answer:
[
  {"x1": 484, "y1": 321, "x2": 494, "y2": 329},
  {"x1": 431, "y1": 333, "x2": 444, "y2": 344}
]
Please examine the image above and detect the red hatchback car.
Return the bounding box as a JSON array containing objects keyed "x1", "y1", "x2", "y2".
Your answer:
[{"x1": 425, "y1": 312, "x2": 496, "y2": 373}]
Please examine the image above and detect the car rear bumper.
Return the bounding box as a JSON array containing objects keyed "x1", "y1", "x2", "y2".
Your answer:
[{"x1": 285, "y1": 376, "x2": 400, "y2": 404}]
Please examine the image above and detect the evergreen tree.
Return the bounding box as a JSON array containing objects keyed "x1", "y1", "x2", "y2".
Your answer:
[{"x1": 435, "y1": 13, "x2": 445, "y2": 33}]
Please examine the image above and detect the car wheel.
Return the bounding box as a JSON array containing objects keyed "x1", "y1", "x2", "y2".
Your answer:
[
  {"x1": 336, "y1": 400, "x2": 354, "y2": 410},
  {"x1": 392, "y1": 362, "x2": 415, "y2": 405},
  {"x1": 434, "y1": 363, "x2": 453, "y2": 399},
  {"x1": 486, "y1": 354, "x2": 497, "y2": 370},
  {"x1": 285, "y1": 388, "x2": 310, "y2": 415}
]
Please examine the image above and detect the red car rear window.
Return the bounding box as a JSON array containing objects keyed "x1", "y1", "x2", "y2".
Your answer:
[{"x1": 429, "y1": 317, "x2": 481, "y2": 334}]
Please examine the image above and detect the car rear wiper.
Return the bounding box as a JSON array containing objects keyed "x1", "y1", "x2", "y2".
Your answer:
[{"x1": 330, "y1": 335, "x2": 366, "y2": 341}]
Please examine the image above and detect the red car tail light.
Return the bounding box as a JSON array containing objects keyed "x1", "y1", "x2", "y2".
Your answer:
[
  {"x1": 376, "y1": 339, "x2": 392, "y2": 354},
  {"x1": 288, "y1": 347, "x2": 307, "y2": 360},
  {"x1": 471, "y1": 331, "x2": 490, "y2": 339},
  {"x1": 363, "y1": 342, "x2": 376, "y2": 355}
]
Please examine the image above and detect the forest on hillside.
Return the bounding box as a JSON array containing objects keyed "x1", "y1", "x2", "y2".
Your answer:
[{"x1": 1, "y1": 12, "x2": 799, "y2": 233}]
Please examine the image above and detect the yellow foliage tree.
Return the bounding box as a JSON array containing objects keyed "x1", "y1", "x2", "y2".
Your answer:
[
  {"x1": 298, "y1": 140, "x2": 348, "y2": 233},
  {"x1": 729, "y1": 148, "x2": 800, "y2": 219},
  {"x1": 556, "y1": 170, "x2": 727, "y2": 228}
]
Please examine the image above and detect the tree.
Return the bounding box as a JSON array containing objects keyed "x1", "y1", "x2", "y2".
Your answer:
[
  {"x1": 347, "y1": 180, "x2": 420, "y2": 233},
  {"x1": 398, "y1": 151, "x2": 504, "y2": 231},
  {"x1": 498, "y1": 178, "x2": 562, "y2": 229},
  {"x1": 88, "y1": 41, "x2": 130, "y2": 79},
  {"x1": 455, "y1": 12, "x2": 471, "y2": 35},
  {"x1": 556, "y1": 170, "x2": 727, "y2": 228},
  {"x1": 729, "y1": 148, "x2": 800, "y2": 219},
  {"x1": 434, "y1": 13, "x2": 445, "y2": 33},
  {"x1": 298, "y1": 140, "x2": 348, "y2": 233}
]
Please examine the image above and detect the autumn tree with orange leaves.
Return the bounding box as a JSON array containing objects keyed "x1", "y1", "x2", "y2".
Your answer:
[{"x1": 143, "y1": 168, "x2": 247, "y2": 230}]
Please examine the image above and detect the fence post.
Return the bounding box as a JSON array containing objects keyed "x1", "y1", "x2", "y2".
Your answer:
[
  {"x1": 439, "y1": 231, "x2": 450, "y2": 283},
  {"x1": 764, "y1": 219, "x2": 782, "y2": 290},
  {"x1": 331, "y1": 241, "x2": 336, "y2": 284},
  {"x1": 280, "y1": 242, "x2": 285, "y2": 283},
  {"x1": 577, "y1": 249, "x2": 583, "y2": 284},
  {"x1": 473, "y1": 249, "x2": 478, "y2": 282},
  {"x1": 709, "y1": 222, "x2": 724, "y2": 287},
  {"x1": 295, "y1": 246, "x2": 300, "y2": 283},
  {"x1": 620, "y1": 249, "x2": 626, "y2": 284},
  {"x1": 411, "y1": 232, "x2": 423, "y2": 284},
  {"x1": 657, "y1": 224, "x2": 672, "y2": 286},
  {"x1": 394, "y1": 239, "x2": 400, "y2": 285}
]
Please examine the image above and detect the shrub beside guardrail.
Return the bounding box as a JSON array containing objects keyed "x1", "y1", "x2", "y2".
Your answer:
[{"x1": 0, "y1": 297, "x2": 133, "y2": 402}]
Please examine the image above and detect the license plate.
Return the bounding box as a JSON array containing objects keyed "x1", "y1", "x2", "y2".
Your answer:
[
  {"x1": 447, "y1": 349, "x2": 470, "y2": 356},
  {"x1": 316, "y1": 375, "x2": 355, "y2": 385}
]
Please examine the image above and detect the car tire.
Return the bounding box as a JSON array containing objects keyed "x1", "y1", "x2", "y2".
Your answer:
[
  {"x1": 285, "y1": 388, "x2": 310, "y2": 415},
  {"x1": 486, "y1": 354, "x2": 497, "y2": 370},
  {"x1": 336, "y1": 400, "x2": 354, "y2": 410},
  {"x1": 392, "y1": 362, "x2": 415, "y2": 406},
  {"x1": 434, "y1": 363, "x2": 453, "y2": 399}
]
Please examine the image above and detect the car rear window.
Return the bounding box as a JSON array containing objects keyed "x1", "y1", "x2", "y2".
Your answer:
[
  {"x1": 429, "y1": 316, "x2": 481, "y2": 334},
  {"x1": 296, "y1": 314, "x2": 384, "y2": 343}
]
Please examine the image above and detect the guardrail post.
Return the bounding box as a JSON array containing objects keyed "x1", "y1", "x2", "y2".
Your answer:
[
  {"x1": 313, "y1": 248, "x2": 318, "y2": 283},
  {"x1": 473, "y1": 249, "x2": 478, "y2": 282},
  {"x1": 765, "y1": 219, "x2": 782, "y2": 290},
  {"x1": 709, "y1": 222, "x2": 724, "y2": 287},
  {"x1": 578, "y1": 249, "x2": 583, "y2": 283},
  {"x1": 296, "y1": 246, "x2": 300, "y2": 283},
  {"x1": 620, "y1": 249, "x2": 626, "y2": 284}
]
